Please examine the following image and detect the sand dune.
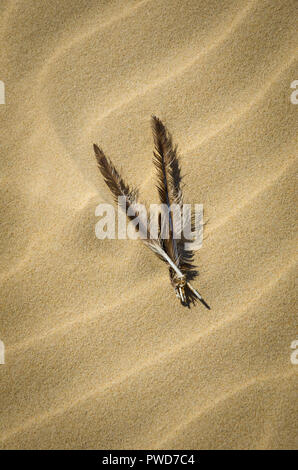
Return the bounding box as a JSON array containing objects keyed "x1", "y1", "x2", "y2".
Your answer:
[{"x1": 0, "y1": 0, "x2": 297, "y2": 449}]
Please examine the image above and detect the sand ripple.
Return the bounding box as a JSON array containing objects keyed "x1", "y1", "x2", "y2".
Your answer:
[{"x1": 0, "y1": 0, "x2": 297, "y2": 449}]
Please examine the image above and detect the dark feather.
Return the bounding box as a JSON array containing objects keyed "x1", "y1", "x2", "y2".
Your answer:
[
  {"x1": 94, "y1": 144, "x2": 175, "y2": 266},
  {"x1": 93, "y1": 121, "x2": 210, "y2": 310},
  {"x1": 93, "y1": 144, "x2": 138, "y2": 207},
  {"x1": 151, "y1": 116, "x2": 198, "y2": 300}
]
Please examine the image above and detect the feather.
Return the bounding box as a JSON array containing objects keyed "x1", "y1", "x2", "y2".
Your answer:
[
  {"x1": 151, "y1": 117, "x2": 207, "y2": 307},
  {"x1": 151, "y1": 116, "x2": 180, "y2": 264},
  {"x1": 93, "y1": 144, "x2": 137, "y2": 206},
  {"x1": 93, "y1": 144, "x2": 184, "y2": 270},
  {"x1": 93, "y1": 118, "x2": 210, "y2": 310}
]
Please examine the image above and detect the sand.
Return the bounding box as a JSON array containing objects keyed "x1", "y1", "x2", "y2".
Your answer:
[{"x1": 0, "y1": 0, "x2": 297, "y2": 450}]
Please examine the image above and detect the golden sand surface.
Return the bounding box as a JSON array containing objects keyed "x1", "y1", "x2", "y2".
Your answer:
[{"x1": 0, "y1": 0, "x2": 297, "y2": 449}]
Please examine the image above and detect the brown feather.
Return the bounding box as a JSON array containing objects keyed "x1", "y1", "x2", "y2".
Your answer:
[
  {"x1": 93, "y1": 123, "x2": 210, "y2": 309},
  {"x1": 94, "y1": 144, "x2": 174, "y2": 266},
  {"x1": 151, "y1": 116, "x2": 198, "y2": 303}
]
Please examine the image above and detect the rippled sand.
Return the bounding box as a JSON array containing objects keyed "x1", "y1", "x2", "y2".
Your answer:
[{"x1": 0, "y1": 0, "x2": 297, "y2": 449}]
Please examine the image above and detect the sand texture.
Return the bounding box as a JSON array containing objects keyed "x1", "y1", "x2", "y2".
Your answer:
[{"x1": 0, "y1": 0, "x2": 297, "y2": 449}]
